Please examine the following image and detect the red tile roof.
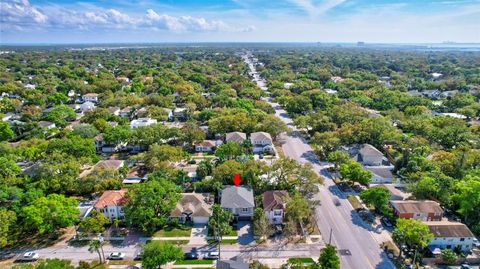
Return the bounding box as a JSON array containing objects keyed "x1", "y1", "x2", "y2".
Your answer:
[{"x1": 94, "y1": 189, "x2": 128, "y2": 208}]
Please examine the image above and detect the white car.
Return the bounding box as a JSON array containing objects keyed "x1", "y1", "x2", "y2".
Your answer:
[
  {"x1": 19, "y1": 252, "x2": 39, "y2": 261},
  {"x1": 108, "y1": 252, "x2": 125, "y2": 260},
  {"x1": 473, "y1": 238, "x2": 480, "y2": 248}
]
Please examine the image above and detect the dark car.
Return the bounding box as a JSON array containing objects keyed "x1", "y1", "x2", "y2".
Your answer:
[
  {"x1": 184, "y1": 248, "x2": 199, "y2": 260},
  {"x1": 381, "y1": 217, "x2": 393, "y2": 228}
]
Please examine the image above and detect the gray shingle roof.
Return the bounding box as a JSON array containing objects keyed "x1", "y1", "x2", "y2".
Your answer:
[
  {"x1": 359, "y1": 144, "x2": 383, "y2": 157},
  {"x1": 221, "y1": 186, "x2": 254, "y2": 208}
]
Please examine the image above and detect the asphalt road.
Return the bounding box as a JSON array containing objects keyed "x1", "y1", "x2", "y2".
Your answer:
[{"x1": 244, "y1": 52, "x2": 395, "y2": 269}]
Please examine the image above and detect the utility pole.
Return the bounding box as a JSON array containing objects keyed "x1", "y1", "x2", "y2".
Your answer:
[{"x1": 328, "y1": 228, "x2": 333, "y2": 244}]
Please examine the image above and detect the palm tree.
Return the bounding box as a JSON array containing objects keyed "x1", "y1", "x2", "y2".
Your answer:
[{"x1": 88, "y1": 239, "x2": 104, "y2": 263}]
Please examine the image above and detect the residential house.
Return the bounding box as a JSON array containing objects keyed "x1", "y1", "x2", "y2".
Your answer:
[
  {"x1": 130, "y1": 118, "x2": 157, "y2": 128},
  {"x1": 226, "y1": 132, "x2": 247, "y2": 144},
  {"x1": 82, "y1": 93, "x2": 99, "y2": 103},
  {"x1": 37, "y1": 121, "x2": 56, "y2": 129},
  {"x1": 195, "y1": 140, "x2": 216, "y2": 153},
  {"x1": 262, "y1": 190, "x2": 289, "y2": 225},
  {"x1": 2, "y1": 112, "x2": 15, "y2": 122},
  {"x1": 94, "y1": 134, "x2": 125, "y2": 153},
  {"x1": 93, "y1": 159, "x2": 125, "y2": 171},
  {"x1": 108, "y1": 107, "x2": 120, "y2": 116},
  {"x1": 390, "y1": 200, "x2": 443, "y2": 221},
  {"x1": 94, "y1": 189, "x2": 128, "y2": 221},
  {"x1": 119, "y1": 106, "x2": 133, "y2": 118},
  {"x1": 357, "y1": 144, "x2": 385, "y2": 166},
  {"x1": 173, "y1": 107, "x2": 187, "y2": 120},
  {"x1": 250, "y1": 132, "x2": 273, "y2": 154},
  {"x1": 170, "y1": 193, "x2": 213, "y2": 224},
  {"x1": 365, "y1": 167, "x2": 394, "y2": 184},
  {"x1": 80, "y1": 101, "x2": 96, "y2": 112},
  {"x1": 221, "y1": 186, "x2": 255, "y2": 221},
  {"x1": 426, "y1": 221, "x2": 475, "y2": 252}
]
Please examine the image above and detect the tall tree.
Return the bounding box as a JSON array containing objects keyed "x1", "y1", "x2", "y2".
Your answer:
[
  {"x1": 317, "y1": 244, "x2": 340, "y2": 269},
  {"x1": 359, "y1": 187, "x2": 391, "y2": 215},
  {"x1": 339, "y1": 160, "x2": 372, "y2": 186},
  {"x1": 393, "y1": 218, "x2": 433, "y2": 258},
  {"x1": 208, "y1": 204, "x2": 234, "y2": 259},
  {"x1": 79, "y1": 210, "x2": 109, "y2": 235},
  {"x1": 124, "y1": 178, "x2": 180, "y2": 235},
  {"x1": 0, "y1": 122, "x2": 14, "y2": 141},
  {"x1": 253, "y1": 208, "x2": 271, "y2": 240},
  {"x1": 142, "y1": 241, "x2": 183, "y2": 269},
  {"x1": 22, "y1": 194, "x2": 79, "y2": 235}
]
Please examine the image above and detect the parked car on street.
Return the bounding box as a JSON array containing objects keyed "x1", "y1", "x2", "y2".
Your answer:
[
  {"x1": 205, "y1": 251, "x2": 219, "y2": 260},
  {"x1": 18, "y1": 252, "x2": 39, "y2": 262},
  {"x1": 108, "y1": 252, "x2": 125, "y2": 260}
]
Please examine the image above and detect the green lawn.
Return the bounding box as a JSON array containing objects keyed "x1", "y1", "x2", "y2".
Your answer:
[
  {"x1": 208, "y1": 228, "x2": 237, "y2": 237},
  {"x1": 147, "y1": 239, "x2": 190, "y2": 245},
  {"x1": 153, "y1": 226, "x2": 192, "y2": 237},
  {"x1": 288, "y1": 257, "x2": 315, "y2": 264},
  {"x1": 174, "y1": 260, "x2": 215, "y2": 265}
]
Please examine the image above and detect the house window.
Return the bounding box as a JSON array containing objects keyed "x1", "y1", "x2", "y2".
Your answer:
[
  {"x1": 242, "y1": 208, "x2": 249, "y2": 212},
  {"x1": 460, "y1": 238, "x2": 465, "y2": 241},
  {"x1": 274, "y1": 210, "x2": 282, "y2": 216}
]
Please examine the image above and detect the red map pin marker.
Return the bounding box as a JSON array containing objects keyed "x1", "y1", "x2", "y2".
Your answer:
[{"x1": 233, "y1": 174, "x2": 241, "y2": 186}]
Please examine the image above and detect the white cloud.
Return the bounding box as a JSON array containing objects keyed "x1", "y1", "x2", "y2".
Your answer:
[
  {"x1": 143, "y1": 9, "x2": 253, "y2": 32},
  {"x1": 0, "y1": 0, "x2": 48, "y2": 26}
]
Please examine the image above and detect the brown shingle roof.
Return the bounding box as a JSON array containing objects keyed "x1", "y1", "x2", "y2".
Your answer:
[
  {"x1": 94, "y1": 189, "x2": 128, "y2": 208},
  {"x1": 359, "y1": 144, "x2": 383, "y2": 157},
  {"x1": 250, "y1": 132, "x2": 272, "y2": 142},
  {"x1": 262, "y1": 190, "x2": 289, "y2": 211},
  {"x1": 195, "y1": 140, "x2": 216, "y2": 148},
  {"x1": 170, "y1": 193, "x2": 213, "y2": 218},
  {"x1": 226, "y1": 132, "x2": 247, "y2": 143},
  {"x1": 391, "y1": 200, "x2": 443, "y2": 215},
  {"x1": 426, "y1": 221, "x2": 474, "y2": 238}
]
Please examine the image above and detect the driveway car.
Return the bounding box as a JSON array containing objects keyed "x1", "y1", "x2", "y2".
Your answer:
[
  {"x1": 108, "y1": 252, "x2": 125, "y2": 260},
  {"x1": 381, "y1": 217, "x2": 393, "y2": 228},
  {"x1": 184, "y1": 247, "x2": 199, "y2": 260}
]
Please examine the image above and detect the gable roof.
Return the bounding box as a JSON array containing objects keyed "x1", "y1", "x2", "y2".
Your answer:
[
  {"x1": 221, "y1": 186, "x2": 254, "y2": 208},
  {"x1": 426, "y1": 221, "x2": 474, "y2": 238},
  {"x1": 250, "y1": 132, "x2": 272, "y2": 141},
  {"x1": 170, "y1": 193, "x2": 213, "y2": 218},
  {"x1": 262, "y1": 190, "x2": 289, "y2": 211},
  {"x1": 365, "y1": 167, "x2": 394, "y2": 179},
  {"x1": 391, "y1": 200, "x2": 443, "y2": 215},
  {"x1": 94, "y1": 160, "x2": 124, "y2": 170},
  {"x1": 195, "y1": 140, "x2": 216, "y2": 148},
  {"x1": 226, "y1": 132, "x2": 247, "y2": 143},
  {"x1": 94, "y1": 189, "x2": 127, "y2": 208},
  {"x1": 359, "y1": 144, "x2": 383, "y2": 157}
]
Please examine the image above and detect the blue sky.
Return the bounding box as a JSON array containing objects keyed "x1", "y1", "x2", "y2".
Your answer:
[{"x1": 1, "y1": 0, "x2": 479, "y2": 44}]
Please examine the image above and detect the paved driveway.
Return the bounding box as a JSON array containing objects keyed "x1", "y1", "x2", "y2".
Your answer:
[
  {"x1": 190, "y1": 225, "x2": 208, "y2": 245},
  {"x1": 237, "y1": 221, "x2": 254, "y2": 245}
]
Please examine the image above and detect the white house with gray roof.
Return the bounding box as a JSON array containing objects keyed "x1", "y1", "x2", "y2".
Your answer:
[{"x1": 221, "y1": 186, "x2": 255, "y2": 221}]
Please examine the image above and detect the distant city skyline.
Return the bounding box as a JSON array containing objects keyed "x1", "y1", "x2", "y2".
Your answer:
[{"x1": 1, "y1": 0, "x2": 480, "y2": 44}]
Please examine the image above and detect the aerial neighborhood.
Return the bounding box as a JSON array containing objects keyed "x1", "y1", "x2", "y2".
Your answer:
[{"x1": 0, "y1": 45, "x2": 479, "y2": 269}]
